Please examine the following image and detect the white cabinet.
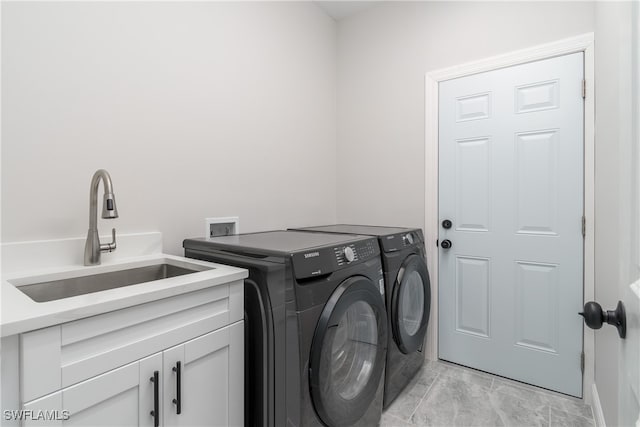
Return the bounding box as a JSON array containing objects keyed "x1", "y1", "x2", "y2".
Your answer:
[
  {"x1": 17, "y1": 281, "x2": 244, "y2": 427},
  {"x1": 163, "y1": 322, "x2": 243, "y2": 427},
  {"x1": 22, "y1": 353, "x2": 162, "y2": 427},
  {"x1": 21, "y1": 323, "x2": 243, "y2": 427}
]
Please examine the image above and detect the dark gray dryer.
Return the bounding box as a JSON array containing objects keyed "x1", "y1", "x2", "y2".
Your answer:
[
  {"x1": 183, "y1": 230, "x2": 387, "y2": 427},
  {"x1": 290, "y1": 225, "x2": 431, "y2": 408}
]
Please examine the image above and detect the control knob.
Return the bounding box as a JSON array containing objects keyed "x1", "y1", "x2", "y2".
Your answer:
[
  {"x1": 343, "y1": 246, "x2": 355, "y2": 263},
  {"x1": 403, "y1": 233, "x2": 414, "y2": 245}
]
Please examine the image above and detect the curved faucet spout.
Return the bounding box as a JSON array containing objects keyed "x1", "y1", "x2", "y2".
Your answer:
[
  {"x1": 89, "y1": 169, "x2": 118, "y2": 228},
  {"x1": 85, "y1": 169, "x2": 118, "y2": 265}
]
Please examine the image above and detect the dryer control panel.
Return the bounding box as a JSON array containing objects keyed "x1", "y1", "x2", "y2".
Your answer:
[
  {"x1": 292, "y1": 237, "x2": 380, "y2": 280},
  {"x1": 380, "y1": 229, "x2": 424, "y2": 253}
]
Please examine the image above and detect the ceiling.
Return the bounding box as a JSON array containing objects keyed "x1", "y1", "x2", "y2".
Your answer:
[{"x1": 313, "y1": 1, "x2": 379, "y2": 21}]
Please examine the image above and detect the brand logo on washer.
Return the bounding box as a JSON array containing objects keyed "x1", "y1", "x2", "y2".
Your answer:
[{"x1": 304, "y1": 252, "x2": 320, "y2": 259}]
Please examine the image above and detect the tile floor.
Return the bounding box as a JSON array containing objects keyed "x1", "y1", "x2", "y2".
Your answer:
[{"x1": 381, "y1": 360, "x2": 595, "y2": 427}]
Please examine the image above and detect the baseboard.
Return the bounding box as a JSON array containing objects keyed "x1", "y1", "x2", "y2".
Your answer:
[{"x1": 592, "y1": 383, "x2": 607, "y2": 427}]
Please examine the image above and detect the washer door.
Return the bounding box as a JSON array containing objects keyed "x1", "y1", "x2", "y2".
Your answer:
[
  {"x1": 391, "y1": 254, "x2": 431, "y2": 354},
  {"x1": 309, "y1": 276, "x2": 387, "y2": 427}
]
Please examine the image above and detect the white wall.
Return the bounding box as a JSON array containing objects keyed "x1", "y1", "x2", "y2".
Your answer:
[
  {"x1": 1, "y1": 2, "x2": 337, "y2": 255},
  {"x1": 594, "y1": 2, "x2": 636, "y2": 426},
  {"x1": 335, "y1": 1, "x2": 595, "y2": 230}
]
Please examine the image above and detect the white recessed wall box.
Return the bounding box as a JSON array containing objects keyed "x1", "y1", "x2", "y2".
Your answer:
[{"x1": 205, "y1": 217, "x2": 240, "y2": 238}]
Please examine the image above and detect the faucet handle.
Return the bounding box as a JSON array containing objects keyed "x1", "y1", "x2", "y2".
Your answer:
[{"x1": 100, "y1": 228, "x2": 117, "y2": 253}]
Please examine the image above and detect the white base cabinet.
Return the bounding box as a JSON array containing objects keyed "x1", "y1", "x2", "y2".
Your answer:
[
  {"x1": 16, "y1": 282, "x2": 244, "y2": 427},
  {"x1": 22, "y1": 323, "x2": 243, "y2": 427}
]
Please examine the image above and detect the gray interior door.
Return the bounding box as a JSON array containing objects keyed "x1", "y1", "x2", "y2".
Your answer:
[{"x1": 438, "y1": 53, "x2": 585, "y2": 397}]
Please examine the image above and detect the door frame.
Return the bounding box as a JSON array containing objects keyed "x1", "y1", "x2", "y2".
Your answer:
[{"x1": 424, "y1": 33, "x2": 595, "y2": 403}]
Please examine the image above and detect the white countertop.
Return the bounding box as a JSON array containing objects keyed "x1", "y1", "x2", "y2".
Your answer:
[{"x1": 1, "y1": 254, "x2": 248, "y2": 337}]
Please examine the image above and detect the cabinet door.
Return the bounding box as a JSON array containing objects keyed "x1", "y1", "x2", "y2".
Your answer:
[
  {"x1": 163, "y1": 322, "x2": 243, "y2": 427},
  {"x1": 23, "y1": 353, "x2": 162, "y2": 427}
]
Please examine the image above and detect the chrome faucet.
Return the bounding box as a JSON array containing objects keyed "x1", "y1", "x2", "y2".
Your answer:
[{"x1": 84, "y1": 169, "x2": 119, "y2": 265}]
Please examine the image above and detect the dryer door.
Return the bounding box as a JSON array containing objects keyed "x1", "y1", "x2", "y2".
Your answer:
[
  {"x1": 309, "y1": 276, "x2": 387, "y2": 427},
  {"x1": 391, "y1": 254, "x2": 431, "y2": 354}
]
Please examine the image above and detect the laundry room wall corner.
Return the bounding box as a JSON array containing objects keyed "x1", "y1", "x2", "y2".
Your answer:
[
  {"x1": 336, "y1": 0, "x2": 596, "y2": 367},
  {"x1": 335, "y1": 1, "x2": 594, "y2": 231}
]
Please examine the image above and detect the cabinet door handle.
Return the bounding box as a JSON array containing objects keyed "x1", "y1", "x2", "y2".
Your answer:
[
  {"x1": 172, "y1": 361, "x2": 182, "y2": 414},
  {"x1": 150, "y1": 371, "x2": 159, "y2": 427}
]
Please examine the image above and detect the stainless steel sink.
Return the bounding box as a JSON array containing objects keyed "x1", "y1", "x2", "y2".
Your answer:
[{"x1": 15, "y1": 263, "x2": 208, "y2": 303}]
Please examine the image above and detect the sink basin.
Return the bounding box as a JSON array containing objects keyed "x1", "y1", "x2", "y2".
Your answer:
[{"x1": 14, "y1": 263, "x2": 209, "y2": 303}]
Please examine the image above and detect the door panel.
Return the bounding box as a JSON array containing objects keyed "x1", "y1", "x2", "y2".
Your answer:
[
  {"x1": 181, "y1": 327, "x2": 231, "y2": 427},
  {"x1": 455, "y1": 256, "x2": 491, "y2": 338},
  {"x1": 23, "y1": 353, "x2": 162, "y2": 427},
  {"x1": 65, "y1": 389, "x2": 138, "y2": 427},
  {"x1": 455, "y1": 137, "x2": 492, "y2": 232},
  {"x1": 439, "y1": 52, "x2": 584, "y2": 396},
  {"x1": 515, "y1": 130, "x2": 558, "y2": 235},
  {"x1": 456, "y1": 92, "x2": 491, "y2": 121},
  {"x1": 162, "y1": 343, "x2": 184, "y2": 425},
  {"x1": 515, "y1": 80, "x2": 558, "y2": 113},
  {"x1": 22, "y1": 393, "x2": 63, "y2": 427},
  {"x1": 163, "y1": 323, "x2": 243, "y2": 427},
  {"x1": 514, "y1": 262, "x2": 559, "y2": 353},
  {"x1": 139, "y1": 354, "x2": 162, "y2": 427}
]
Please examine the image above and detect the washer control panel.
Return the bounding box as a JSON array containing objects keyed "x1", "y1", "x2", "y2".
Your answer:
[
  {"x1": 333, "y1": 239, "x2": 377, "y2": 266},
  {"x1": 292, "y1": 237, "x2": 380, "y2": 280}
]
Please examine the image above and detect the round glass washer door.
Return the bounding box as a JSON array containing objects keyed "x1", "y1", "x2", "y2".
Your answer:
[
  {"x1": 309, "y1": 276, "x2": 387, "y2": 427},
  {"x1": 391, "y1": 254, "x2": 431, "y2": 354}
]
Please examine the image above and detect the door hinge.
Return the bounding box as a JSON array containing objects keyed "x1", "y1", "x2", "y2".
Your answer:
[
  {"x1": 582, "y1": 79, "x2": 586, "y2": 99},
  {"x1": 580, "y1": 351, "x2": 585, "y2": 374},
  {"x1": 581, "y1": 216, "x2": 586, "y2": 238}
]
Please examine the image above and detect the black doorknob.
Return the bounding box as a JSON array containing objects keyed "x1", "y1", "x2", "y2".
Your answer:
[
  {"x1": 442, "y1": 220, "x2": 452, "y2": 229},
  {"x1": 440, "y1": 239, "x2": 452, "y2": 249},
  {"x1": 579, "y1": 301, "x2": 626, "y2": 339}
]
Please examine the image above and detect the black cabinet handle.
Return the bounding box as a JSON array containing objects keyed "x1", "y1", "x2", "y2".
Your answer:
[
  {"x1": 150, "y1": 371, "x2": 159, "y2": 427},
  {"x1": 172, "y1": 361, "x2": 182, "y2": 414}
]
